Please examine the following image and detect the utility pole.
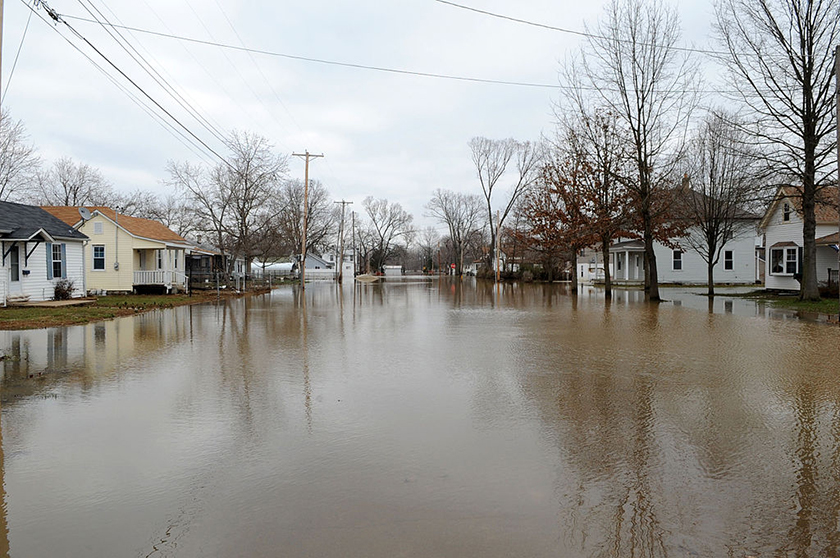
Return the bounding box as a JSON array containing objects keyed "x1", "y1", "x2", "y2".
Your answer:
[
  {"x1": 351, "y1": 211, "x2": 357, "y2": 276},
  {"x1": 292, "y1": 150, "x2": 323, "y2": 290},
  {"x1": 495, "y1": 210, "x2": 501, "y2": 284},
  {"x1": 334, "y1": 200, "x2": 353, "y2": 283},
  {"x1": 835, "y1": 45, "x2": 839, "y2": 323}
]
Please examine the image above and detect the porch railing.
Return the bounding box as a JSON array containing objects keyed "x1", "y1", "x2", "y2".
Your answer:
[{"x1": 133, "y1": 270, "x2": 187, "y2": 286}]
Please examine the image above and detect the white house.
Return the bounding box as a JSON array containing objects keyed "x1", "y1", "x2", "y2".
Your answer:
[
  {"x1": 760, "y1": 185, "x2": 839, "y2": 291},
  {"x1": 0, "y1": 201, "x2": 89, "y2": 303},
  {"x1": 578, "y1": 194, "x2": 760, "y2": 287}
]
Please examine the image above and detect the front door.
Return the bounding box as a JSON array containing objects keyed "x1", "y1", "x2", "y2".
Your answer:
[{"x1": 8, "y1": 246, "x2": 21, "y2": 294}]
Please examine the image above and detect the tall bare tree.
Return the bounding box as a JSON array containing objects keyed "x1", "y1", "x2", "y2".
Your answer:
[
  {"x1": 469, "y1": 137, "x2": 540, "y2": 267},
  {"x1": 362, "y1": 196, "x2": 414, "y2": 272},
  {"x1": 683, "y1": 111, "x2": 762, "y2": 295},
  {"x1": 36, "y1": 157, "x2": 110, "y2": 206},
  {"x1": 714, "y1": 0, "x2": 840, "y2": 301},
  {"x1": 224, "y1": 131, "x2": 288, "y2": 267},
  {"x1": 416, "y1": 226, "x2": 441, "y2": 272},
  {"x1": 0, "y1": 110, "x2": 39, "y2": 201},
  {"x1": 579, "y1": 0, "x2": 698, "y2": 301},
  {"x1": 426, "y1": 189, "x2": 485, "y2": 275}
]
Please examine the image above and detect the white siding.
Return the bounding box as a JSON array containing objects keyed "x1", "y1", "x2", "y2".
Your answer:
[
  {"x1": 0, "y1": 240, "x2": 86, "y2": 302},
  {"x1": 655, "y1": 226, "x2": 757, "y2": 285}
]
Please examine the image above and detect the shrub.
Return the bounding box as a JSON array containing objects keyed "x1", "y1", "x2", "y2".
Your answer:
[{"x1": 54, "y1": 278, "x2": 75, "y2": 300}]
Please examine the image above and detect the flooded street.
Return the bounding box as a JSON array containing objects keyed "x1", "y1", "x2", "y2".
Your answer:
[{"x1": 1, "y1": 279, "x2": 839, "y2": 557}]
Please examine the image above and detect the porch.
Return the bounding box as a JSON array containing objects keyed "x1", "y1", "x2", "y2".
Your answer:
[{"x1": 133, "y1": 248, "x2": 187, "y2": 293}]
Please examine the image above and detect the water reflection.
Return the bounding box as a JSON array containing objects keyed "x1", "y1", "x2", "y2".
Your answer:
[{"x1": 0, "y1": 283, "x2": 838, "y2": 557}]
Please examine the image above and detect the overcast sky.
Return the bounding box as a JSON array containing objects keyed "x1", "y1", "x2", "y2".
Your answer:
[{"x1": 2, "y1": 0, "x2": 720, "y2": 231}]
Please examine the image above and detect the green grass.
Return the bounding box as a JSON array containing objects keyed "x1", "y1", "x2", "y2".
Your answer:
[
  {"x1": 92, "y1": 294, "x2": 196, "y2": 309},
  {"x1": 766, "y1": 296, "x2": 840, "y2": 315},
  {"x1": 0, "y1": 306, "x2": 121, "y2": 328}
]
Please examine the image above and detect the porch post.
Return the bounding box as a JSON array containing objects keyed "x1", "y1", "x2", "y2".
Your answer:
[{"x1": 624, "y1": 251, "x2": 630, "y2": 281}]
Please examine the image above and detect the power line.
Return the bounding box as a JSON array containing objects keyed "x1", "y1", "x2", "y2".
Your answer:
[
  {"x1": 22, "y1": 0, "x2": 218, "y2": 165},
  {"x1": 76, "y1": 0, "x2": 229, "y2": 145},
  {"x1": 62, "y1": 13, "x2": 565, "y2": 89},
  {"x1": 2, "y1": 8, "x2": 33, "y2": 103},
  {"x1": 29, "y1": 0, "x2": 230, "y2": 166},
  {"x1": 433, "y1": 0, "x2": 730, "y2": 57},
  {"x1": 60, "y1": 13, "x2": 741, "y2": 95}
]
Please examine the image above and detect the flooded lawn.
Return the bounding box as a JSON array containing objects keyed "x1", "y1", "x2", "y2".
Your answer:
[{"x1": 1, "y1": 280, "x2": 839, "y2": 557}]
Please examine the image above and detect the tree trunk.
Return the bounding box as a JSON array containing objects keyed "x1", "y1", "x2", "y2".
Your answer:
[
  {"x1": 601, "y1": 235, "x2": 612, "y2": 300},
  {"x1": 800, "y1": 150, "x2": 820, "y2": 301},
  {"x1": 570, "y1": 248, "x2": 579, "y2": 295},
  {"x1": 707, "y1": 260, "x2": 715, "y2": 297},
  {"x1": 644, "y1": 229, "x2": 660, "y2": 302}
]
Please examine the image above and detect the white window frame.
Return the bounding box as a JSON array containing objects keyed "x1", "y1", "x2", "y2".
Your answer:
[
  {"x1": 93, "y1": 245, "x2": 106, "y2": 271},
  {"x1": 52, "y1": 244, "x2": 63, "y2": 279},
  {"x1": 672, "y1": 250, "x2": 683, "y2": 271},
  {"x1": 769, "y1": 247, "x2": 798, "y2": 276},
  {"x1": 724, "y1": 250, "x2": 733, "y2": 271}
]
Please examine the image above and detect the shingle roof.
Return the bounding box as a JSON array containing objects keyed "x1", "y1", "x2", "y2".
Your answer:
[
  {"x1": 42, "y1": 206, "x2": 187, "y2": 243},
  {"x1": 0, "y1": 201, "x2": 88, "y2": 241},
  {"x1": 776, "y1": 185, "x2": 839, "y2": 225}
]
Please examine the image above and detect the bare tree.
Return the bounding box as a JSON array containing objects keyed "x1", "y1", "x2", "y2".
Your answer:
[
  {"x1": 362, "y1": 196, "x2": 414, "y2": 272},
  {"x1": 166, "y1": 160, "x2": 233, "y2": 261},
  {"x1": 148, "y1": 193, "x2": 200, "y2": 238},
  {"x1": 275, "y1": 178, "x2": 337, "y2": 258},
  {"x1": 0, "y1": 110, "x2": 39, "y2": 201},
  {"x1": 714, "y1": 0, "x2": 840, "y2": 301},
  {"x1": 683, "y1": 111, "x2": 762, "y2": 295},
  {"x1": 426, "y1": 189, "x2": 486, "y2": 275},
  {"x1": 36, "y1": 157, "x2": 111, "y2": 206},
  {"x1": 224, "y1": 131, "x2": 288, "y2": 267},
  {"x1": 168, "y1": 131, "x2": 288, "y2": 270},
  {"x1": 579, "y1": 0, "x2": 698, "y2": 301},
  {"x1": 416, "y1": 226, "x2": 440, "y2": 272},
  {"x1": 469, "y1": 137, "x2": 540, "y2": 267}
]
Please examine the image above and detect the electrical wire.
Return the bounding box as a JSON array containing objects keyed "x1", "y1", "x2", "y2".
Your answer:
[
  {"x1": 2, "y1": 9, "x2": 34, "y2": 103},
  {"x1": 433, "y1": 0, "x2": 730, "y2": 57},
  {"x1": 76, "y1": 0, "x2": 230, "y2": 146},
  {"x1": 22, "y1": 0, "x2": 218, "y2": 166},
  {"x1": 60, "y1": 13, "x2": 740, "y2": 95}
]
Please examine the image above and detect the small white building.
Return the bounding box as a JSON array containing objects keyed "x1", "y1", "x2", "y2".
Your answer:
[
  {"x1": 760, "y1": 185, "x2": 839, "y2": 291},
  {"x1": 0, "y1": 201, "x2": 89, "y2": 303}
]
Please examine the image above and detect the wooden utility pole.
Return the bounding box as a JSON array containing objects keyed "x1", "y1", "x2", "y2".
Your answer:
[
  {"x1": 494, "y1": 210, "x2": 501, "y2": 284},
  {"x1": 334, "y1": 200, "x2": 353, "y2": 283},
  {"x1": 351, "y1": 211, "x2": 357, "y2": 276},
  {"x1": 835, "y1": 46, "x2": 839, "y2": 322},
  {"x1": 292, "y1": 150, "x2": 323, "y2": 290}
]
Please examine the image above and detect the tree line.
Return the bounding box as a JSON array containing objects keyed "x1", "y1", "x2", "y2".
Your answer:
[{"x1": 436, "y1": 0, "x2": 838, "y2": 302}]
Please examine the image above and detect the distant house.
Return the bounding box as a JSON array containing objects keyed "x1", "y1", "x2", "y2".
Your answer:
[
  {"x1": 43, "y1": 206, "x2": 191, "y2": 294},
  {"x1": 759, "y1": 185, "x2": 839, "y2": 291},
  {"x1": 0, "y1": 201, "x2": 89, "y2": 303}
]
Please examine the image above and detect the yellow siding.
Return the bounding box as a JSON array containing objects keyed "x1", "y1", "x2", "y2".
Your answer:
[{"x1": 79, "y1": 216, "x2": 165, "y2": 291}]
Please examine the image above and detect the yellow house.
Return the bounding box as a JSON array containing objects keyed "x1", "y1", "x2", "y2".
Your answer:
[{"x1": 42, "y1": 206, "x2": 191, "y2": 294}]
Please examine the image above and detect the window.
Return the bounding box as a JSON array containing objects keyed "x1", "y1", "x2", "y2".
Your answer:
[
  {"x1": 616, "y1": 255, "x2": 621, "y2": 271},
  {"x1": 724, "y1": 250, "x2": 733, "y2": 271},
  {"x1": 52, "y1": 244, "x2": 64, "y2": 279},
  {"x1": 9, "y1": 246, "x2": 19, "y2": 282},
  {"x1": 94, "y1": 221, "x2": 103, "y2": 235},
  {"x1": 783, "y1": 203, "x2": 791, "y2": 221},
  {"x1": 157, "y1": 250, "x2": 163, "y2": 269},
  {"x1": 770, "y1": 247, "x2": 798, "y2": 275},
  {"x1": 672, "y1": 250, "x2": 683, "y2": 271},
  {"x1": 174, "y1": 251, "x2": 178, "y2": 269},
  {"x1": 93, "y1": 245, "x2": 105, "y2": 270}
]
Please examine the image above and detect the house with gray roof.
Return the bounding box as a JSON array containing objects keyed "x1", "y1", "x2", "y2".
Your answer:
[{"x1": 0, "y1": 201, "x2": 89, "y2": 303}]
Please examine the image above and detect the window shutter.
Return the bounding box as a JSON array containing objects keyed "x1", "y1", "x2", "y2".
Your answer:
[
  {"x1": 61, "y1": 244, "x2": 67, "y2": 279},
  {"x1": 46, "y1": 242, "x2": 53, "y2": 280}
]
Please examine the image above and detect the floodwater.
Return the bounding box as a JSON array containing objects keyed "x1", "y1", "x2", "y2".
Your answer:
[{"x1": 1, "y1": 279, "x2": 839, "y2": 557}]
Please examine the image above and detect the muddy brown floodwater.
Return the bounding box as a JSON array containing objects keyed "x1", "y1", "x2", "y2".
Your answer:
[{"x1": 0, "y1": 279, "x2": 838, "y2": 557}]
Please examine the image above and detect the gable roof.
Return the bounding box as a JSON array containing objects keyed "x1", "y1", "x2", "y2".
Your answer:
[
  {"x1": 0, "y1": 201, "x2": 88, "y2": 241},
  {"x1": 760, "y1": 185, "x2": 839, "y2": 229},
  {"x1": 42, "y1": 206, "x2": 187, "y2": 244}
]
